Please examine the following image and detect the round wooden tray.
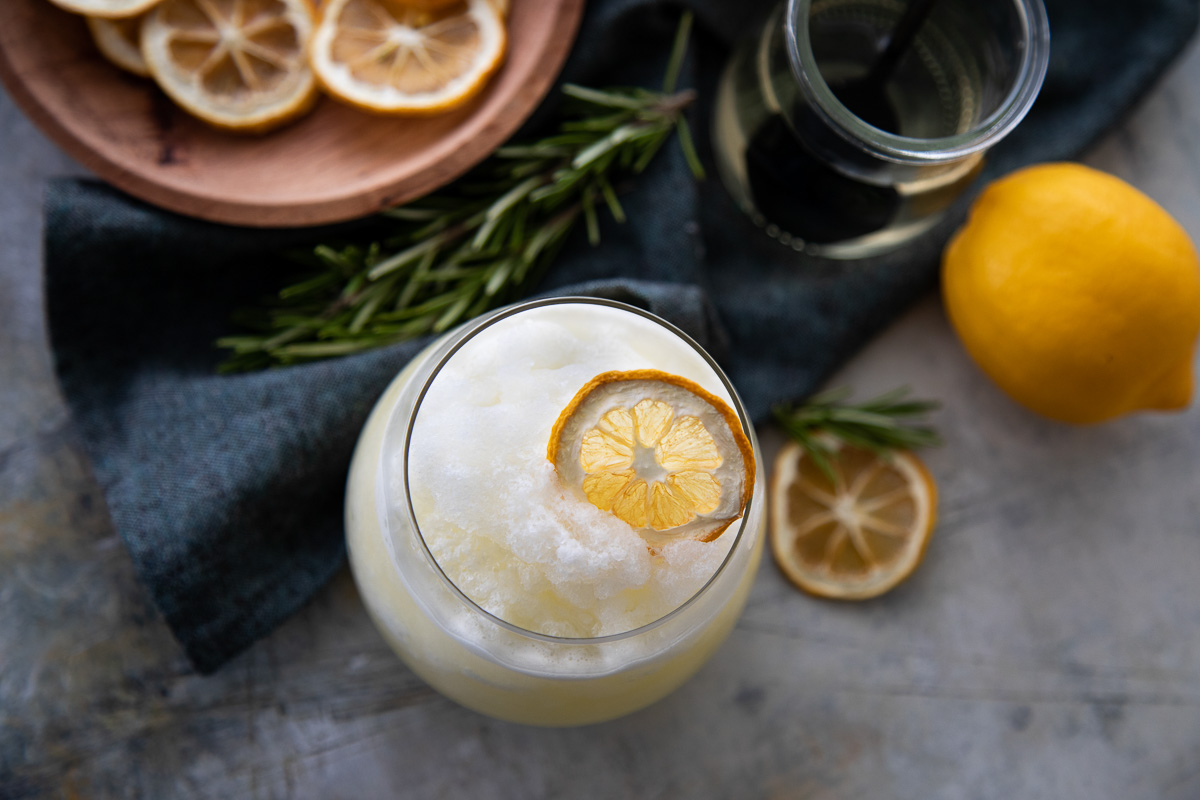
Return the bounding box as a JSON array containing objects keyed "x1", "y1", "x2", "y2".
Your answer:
[{"x1": 0, "y1": 0, "x2": 585, "y2": 227}]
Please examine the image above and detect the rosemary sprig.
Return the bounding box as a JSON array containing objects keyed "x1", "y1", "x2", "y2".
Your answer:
[
  {"x1": 773, "y1": 387, "x2": 942, "y2": 479},
  {"x1": 218, "y1": 12, "x2": 702, "y2": 373}
]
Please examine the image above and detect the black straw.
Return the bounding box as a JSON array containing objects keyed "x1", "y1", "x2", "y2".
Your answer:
[{"x1": 865, "y1": 0, "x2": 940, "y2": 88}]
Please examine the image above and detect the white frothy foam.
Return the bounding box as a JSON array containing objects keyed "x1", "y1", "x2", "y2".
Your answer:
[{"x1": 401, "y1": 304, "x2": 741, "y2": 637}]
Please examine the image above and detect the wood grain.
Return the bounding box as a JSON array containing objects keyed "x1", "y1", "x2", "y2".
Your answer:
[{"x1": 0, "y1": 0, "x2": 585, "y2": 227}]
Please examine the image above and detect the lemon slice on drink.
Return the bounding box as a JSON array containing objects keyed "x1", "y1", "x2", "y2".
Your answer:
[
  {"x1": 549, "y1": 370, "x2": 756, "y2": 550},
  {"x1": 48, "y1": 0, "x2": 161, "y2": 19},
  {"x1": 310, "y1": 0, "x2": 507, "y2": 115},
  {"x1": 141, "y1": 0, "x2": 319, "y2": 133},
  {"x1": 770, "y1": 441, "x2": 937, "y2": 600},
  {"x1": 87, "y1": 15, "x2": 150, "y2": 76}
]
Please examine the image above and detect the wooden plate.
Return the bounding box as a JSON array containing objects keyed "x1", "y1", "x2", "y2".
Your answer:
[{"x1": 0, "y1": 0, "x2": 585, "y2": 227}]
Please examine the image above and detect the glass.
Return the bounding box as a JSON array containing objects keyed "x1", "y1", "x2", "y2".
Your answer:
[
  {"x1": 344, "y1": 297, "x2": 767, "y2": 727},
  {"x1": 713, "y1": 0, "x2": 1050, "y2": 259}
]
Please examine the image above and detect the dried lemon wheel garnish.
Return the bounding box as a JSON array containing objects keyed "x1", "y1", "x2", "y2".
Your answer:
[
  {"x1": 548, "y1": 370, "x2": 756, "y2": 550},
  {"x1": 48, "y1": 0, "x2": 161, "y2": 19},
  {"x1": 140, "y1": 0, "x2": 319, "y2": 133},
  {"x1": 310, "y1": 0, "x2": 507, "y2": 115},
  {"x1": 87, "y1": 15, "x2": 151, "y2": 76},
  {"x1": 770, "y1": 441, "x2": 937, "y2": 600}
]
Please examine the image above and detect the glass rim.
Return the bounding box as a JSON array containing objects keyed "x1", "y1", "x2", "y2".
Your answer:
[
  {"x1": 785, "y1": 0, "x2": 1051, "y2": 163},
  {"x1": 389, "y1": 295, "x2": 760, "y2": 648}
]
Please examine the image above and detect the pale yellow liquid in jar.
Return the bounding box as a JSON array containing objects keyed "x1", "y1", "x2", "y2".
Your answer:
[{"x1": 344, "y1": 301, "x2": 766, "y2": 726}]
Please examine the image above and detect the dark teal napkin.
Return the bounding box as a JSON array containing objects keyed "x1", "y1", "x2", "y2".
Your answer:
[{"x1": 45, "y1": 0, "x2": 1199, "y2": 672}]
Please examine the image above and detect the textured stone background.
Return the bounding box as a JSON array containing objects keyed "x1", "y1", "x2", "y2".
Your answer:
[{"x1": 3, "y1": 33, "x2": 1200, "y2": 800}]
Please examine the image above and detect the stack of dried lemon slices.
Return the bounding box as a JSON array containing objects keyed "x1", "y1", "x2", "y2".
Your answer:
[{"x1": 48, "y1": 0, "x2": 509, "y2": 133}]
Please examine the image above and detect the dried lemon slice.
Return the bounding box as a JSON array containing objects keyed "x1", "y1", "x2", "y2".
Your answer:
[
  {"x1": 88, "y1": 15, "x2": 151, "y2": 76},
  {"x1": 48, "y1": 0, "x2": 161, "y2": 19},
  {"x1": 310, "y1": 0, "x2": 507, "y2": 115},
  {"x1": 140, "y1": 0, "x2": 319, "y2": 133},
  {"x1": 770, "y1": 441, "x2": 937, "y2": 600},
  {"x1": 548, "y1": 370, "x2": 756, "y2": 550}
]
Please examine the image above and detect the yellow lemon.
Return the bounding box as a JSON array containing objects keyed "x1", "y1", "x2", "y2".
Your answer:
[{"x1": 942, "y1": 162, "x2": 1200, "y2": 424}]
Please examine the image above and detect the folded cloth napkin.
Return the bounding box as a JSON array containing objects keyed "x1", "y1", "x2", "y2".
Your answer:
[{"x1": 45, "y1": 0, "x2": 1199, "y2": 672}]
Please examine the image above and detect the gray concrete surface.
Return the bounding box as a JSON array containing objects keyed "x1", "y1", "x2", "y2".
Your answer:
[{"x1": 3, "y1": 36, "x2": 1200, "y2": 800}]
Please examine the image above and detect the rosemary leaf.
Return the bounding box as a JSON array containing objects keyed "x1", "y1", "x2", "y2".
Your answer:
[
  {"x1": 486, "y1": 175, "x2": 544, "y2": 220},
  {"x1": 662, "y1": 8, "x2": 693, "y2": 93},
  {"x1": 484, "y1": 258, "x2": 516, "y2": 297},
  {"x1": 675, "y1": 116, "x2": 706, "y2": 179},
  {"x1": 596, "y1": 173, "x2": 626, "y2": 223},
  {"x1": 381, "y1": 207, "x2": 443, "y2": 221},
  {"x1": 367, "y1": 234, "x2": 442, "y2": 280},
  {"x1": 582, "y1": 186, "x2": 600, "y2": 246},
  {"x1": 560, "y1": 84, "x2": 647, "y2": 110},
  {"x1": 348, "y1": 274, "x2": 397, "y2": 333},
  {"x1": 434, "y1": 291, "x2": 476, "y2": 333}
]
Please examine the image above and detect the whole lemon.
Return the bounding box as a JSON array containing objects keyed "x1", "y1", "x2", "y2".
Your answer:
[{"x1": 942, "y1": 162, "x2": 1200, "y2": 424}]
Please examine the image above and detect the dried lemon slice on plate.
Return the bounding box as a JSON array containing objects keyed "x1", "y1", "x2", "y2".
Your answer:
[
  {"x1": 770, "y1": 441, "x2": 937, "y2": 600},
  {"x1": 310, "y1": 0, "x2": 507, "y2": 115},
  {"x1": 549, "y1": 370, "x2": 756, "y2": 550},
  {"x1": 87, "y1": 15, "x2": 151, "y2": 76},
  {"x1": 141, "y1": 0, "x2": 319, "y2": 133},
  {"x1": 48, "y1": 0, "x2": 161, "y2": 19}
]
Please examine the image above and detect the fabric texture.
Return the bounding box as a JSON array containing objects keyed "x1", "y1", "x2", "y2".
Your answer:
[{"x1": 45, "y1": 0, "x2": 1200, "y2": 672}]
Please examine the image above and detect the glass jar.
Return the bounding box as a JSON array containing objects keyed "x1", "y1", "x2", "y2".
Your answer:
[
  {"x1": 344, "y1": 297, "x2": 767, "y2": 726},
  {"x1": 713, "y1": 0, "x2": 1050, "y2": 258}
]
